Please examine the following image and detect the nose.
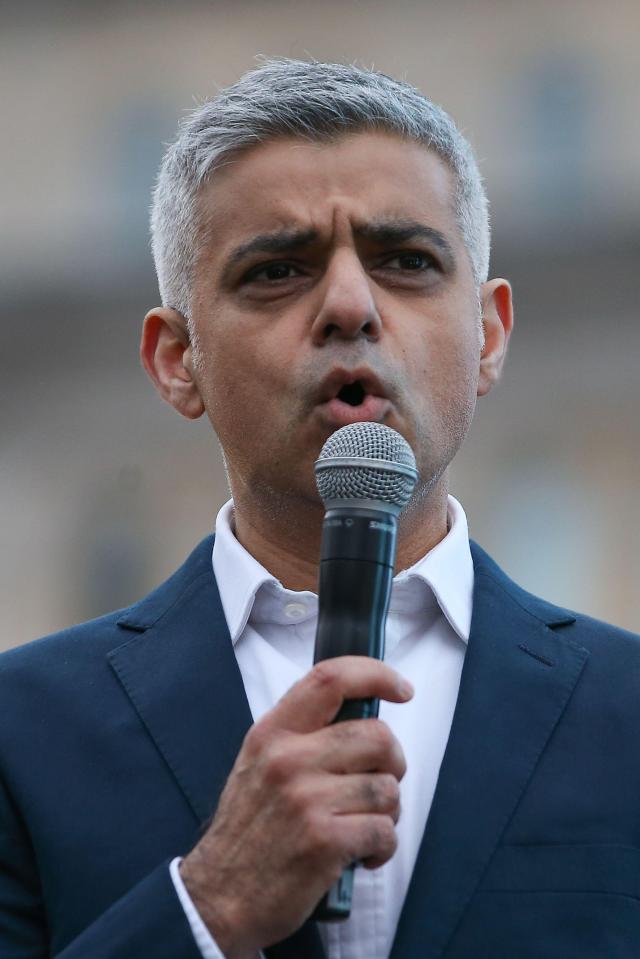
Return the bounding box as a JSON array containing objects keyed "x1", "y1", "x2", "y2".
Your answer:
[{"x1": 310, "y1": 251, "x2": 382, "y2": 345}]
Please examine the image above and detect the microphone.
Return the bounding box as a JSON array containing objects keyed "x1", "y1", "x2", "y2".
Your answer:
[{"x1": 310, "y1": 422, "x2": 418, "y2": 921}]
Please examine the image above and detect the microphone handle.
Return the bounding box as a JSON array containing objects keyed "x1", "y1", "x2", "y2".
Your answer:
[{"x1": 311, "y1": 508, "x2": 396, "y2": 921}]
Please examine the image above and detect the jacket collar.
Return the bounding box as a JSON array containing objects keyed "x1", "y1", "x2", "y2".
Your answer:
[
  {"x1": 110, "y1": 536, "x2": 251, "y2": 825},
  {"x1": 110, "y1": 535, "x2": 325, "y2": 958},
  {"x1": 389, "y1": 542, "x2": 587, "y2": 959}
]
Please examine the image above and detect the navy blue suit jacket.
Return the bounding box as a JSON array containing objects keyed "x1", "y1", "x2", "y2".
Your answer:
[{"x1": 1, "y1": 537, "x2": 639, "y2": 958}]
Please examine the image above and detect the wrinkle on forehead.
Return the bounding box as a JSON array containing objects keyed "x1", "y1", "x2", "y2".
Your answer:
[
  {"x1": 193, "y1": 131, "x2": 465, "y2": 273},
  {"x1": 220, "y1": 218, "x2": 458, "y2": 280}
]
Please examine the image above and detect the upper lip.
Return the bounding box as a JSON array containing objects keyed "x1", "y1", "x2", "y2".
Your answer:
[{"x1": 316, "y1": 367, "x2": 390, "y2": 404}]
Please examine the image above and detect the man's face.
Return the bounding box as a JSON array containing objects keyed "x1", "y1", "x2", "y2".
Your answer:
[{"x1": 186, "y1": 131, "x2": 491, "y2": 507}]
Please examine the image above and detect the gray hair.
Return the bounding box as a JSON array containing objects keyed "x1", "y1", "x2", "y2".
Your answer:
[{"x1": 150, "y1": 59, "x2": 490, "y2": 321}]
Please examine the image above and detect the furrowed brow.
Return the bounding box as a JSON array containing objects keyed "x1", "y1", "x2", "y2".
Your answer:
[
  {"x1": 226, "y1": 228, "x2": 319, "y2": 267},
  {"x1": 355, "y1": 219, "x2": 456, "y2": 267}
]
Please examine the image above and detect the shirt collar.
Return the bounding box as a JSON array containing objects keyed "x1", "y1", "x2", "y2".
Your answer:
[
  {"x1": 391, "y1": 495, "x2": 473, "y2": 642},
  {"x1": 212, "y1": 495, "x2": 474, "y2": 646}
]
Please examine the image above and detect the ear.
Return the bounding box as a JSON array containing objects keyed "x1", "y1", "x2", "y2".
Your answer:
[
  {"x1": 477, "y1": 278, "x2": 514, "y2": 397},
  {"x1": 140, "y1": 307, "x2": 205, "y2": 419}
]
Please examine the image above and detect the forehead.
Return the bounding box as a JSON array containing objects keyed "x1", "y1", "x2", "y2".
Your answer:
[{"x1": 195, "y1": 131, "x2": 461, "y2": 255}]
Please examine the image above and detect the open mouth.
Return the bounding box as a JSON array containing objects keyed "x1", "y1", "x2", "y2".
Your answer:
[
  {"x1": 315, "y1": 369, "x2": 391, "y2": 427},
  {"x1": 336, "y1": 380, "x2": 367, "y2": 407}
]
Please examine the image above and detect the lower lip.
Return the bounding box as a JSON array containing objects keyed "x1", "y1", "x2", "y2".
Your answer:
[{"x1": 316, "y1": 395, "x2": 392, "y2": 428}]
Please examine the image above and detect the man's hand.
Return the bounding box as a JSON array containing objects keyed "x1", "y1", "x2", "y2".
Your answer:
[{"x1": 179, "y1": 656, "x2": 413, "y2": 959}]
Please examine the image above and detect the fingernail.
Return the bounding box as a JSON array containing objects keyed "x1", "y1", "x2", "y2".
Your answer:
[{"x1": 398, "y1": 678, "x2": 414, "y2": 700}]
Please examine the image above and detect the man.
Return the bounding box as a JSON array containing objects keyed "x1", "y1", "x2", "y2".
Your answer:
[{"x1": 1, "y1": 60, "x2": 639, "y2": 959}]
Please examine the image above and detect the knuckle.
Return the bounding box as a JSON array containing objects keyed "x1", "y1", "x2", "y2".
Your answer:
[
  {"x1": 361, "y1": 777, "x2": 378, "y2": 808},
  {"x1": 304, "y1": 813, "x2": 333, "y2": 858},
  {"x1": 369, "y1": 722, "x2": 406, "y2": 777},
  {"x1": 283, "y1": 780, "x2": 312, "y2": 818},
  {"x1": 309, "y1": 659, "x2": 339, "y2": 690},
  {"x1": 369, "y1": 719, "x2": 394, "y2": 754},
  {"x1": 375, "y1": 773, "x2": 400, "y2": 811},
  {"x1": 244, "y1": 719, "x2": 270, "y2": 756},
  {"x1": 373, "y1": 818, "x2": 397, "y2": 857},
  {"x1": 262, "y1": 739, "x2": 296, "y2": 786},
  {"x1": 331, "y1": 720, "x2": 358, "y2": 745}
]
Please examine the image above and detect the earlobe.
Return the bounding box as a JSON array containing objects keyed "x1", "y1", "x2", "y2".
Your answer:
[
  {"x1": 477, "y1": 279, "x2": 514, "y2": 397},
  {"x1": 140, "y1": 307, "x2": 205, "y2": 420}
]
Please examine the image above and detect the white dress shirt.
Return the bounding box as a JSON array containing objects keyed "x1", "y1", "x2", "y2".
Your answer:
[{"x1": 171, "y1": 496, "x2": 474, "y2": 959}]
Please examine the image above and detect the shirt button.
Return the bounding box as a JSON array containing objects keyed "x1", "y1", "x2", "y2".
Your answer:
[{"x1": 284, "y1": 602, "x2": 307, "y2": 619}]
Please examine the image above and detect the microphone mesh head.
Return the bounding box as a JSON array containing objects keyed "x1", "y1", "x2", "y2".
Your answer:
[{"x1": 315, "y1": 423, "x2": 418, "y2": 512}]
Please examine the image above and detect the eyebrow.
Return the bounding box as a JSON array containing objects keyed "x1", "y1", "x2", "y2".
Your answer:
[
  {"x1": 223, "y1": 217, "x2": 456, "y2": 276},
  {"x1": 355, "y1": 218, "x2": 456, "y2": 267},
  {"x1": 226, "y1": 228, "x2": 320, "y2": 267}
]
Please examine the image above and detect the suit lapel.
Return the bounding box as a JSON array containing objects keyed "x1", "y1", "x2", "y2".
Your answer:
[
  {"x1": 108, "y1": 537, "x2": 253, "y2": 824},
  {"x1": 107, "y1": 537, "x2": 326, "y2": 958},
  {"x1": 390, "y1": 545, "x2": 589, "y2": 959}
]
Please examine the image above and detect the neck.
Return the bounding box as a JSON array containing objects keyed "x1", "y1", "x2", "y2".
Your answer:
[{"x1": 230, "y1": 475, "x2": 451, "y2": 592}]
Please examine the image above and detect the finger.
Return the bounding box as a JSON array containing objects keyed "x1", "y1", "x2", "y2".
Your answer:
[
  {"x1": 330, "y1": 813, "x2": 398, "y2": 871},
  {"x1": 261, "y1": 657, "x2": 413, "y2": 735},
  {"x1": 310, "y1": 772, "x2": 401, "y2": 822},
  {"x1": 311, "y1": 719, "x2": 407, "y2": 780}
]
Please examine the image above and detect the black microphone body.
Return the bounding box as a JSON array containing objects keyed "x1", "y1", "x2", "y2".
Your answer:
[
  {"x1": 314, "y1": 506, "x2": 397, "y2": 717},
  {"x1": 311, "y1": 506, "x2": 397, "y2": 920},
  {"x1": 309, "y1": 422, "x2": 418, "y2": 922}
]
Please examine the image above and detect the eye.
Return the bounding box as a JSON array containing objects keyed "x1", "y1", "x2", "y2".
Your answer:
[
  {"x1": 383, "y1": 251, "x2": 435, "y2": 271},
  {"x1": 245, "y1": 261, "x2": 302, "y2": 283}
]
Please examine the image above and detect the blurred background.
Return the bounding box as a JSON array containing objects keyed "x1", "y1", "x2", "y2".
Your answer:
[{"x1": 2, "y1": 0, "x2": 639, "y2": 650}]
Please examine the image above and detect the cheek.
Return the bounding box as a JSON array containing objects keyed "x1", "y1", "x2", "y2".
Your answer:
[
  {"x1": 195, "y1": 332, "x2": 290, "y2": 444},
  {"x1": 408, "y1": 318, "x2": 480, "y2": 404},
  {"x1": 402, "y1": 317, "x2": 480, "y2": 474}
]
